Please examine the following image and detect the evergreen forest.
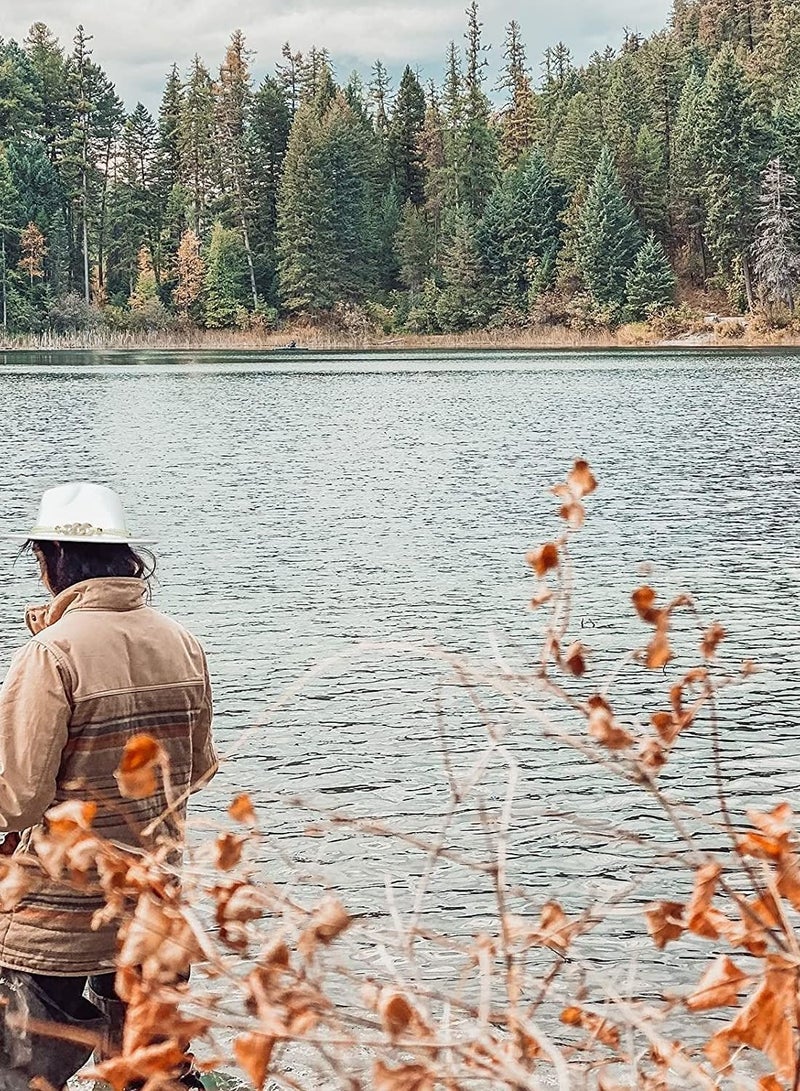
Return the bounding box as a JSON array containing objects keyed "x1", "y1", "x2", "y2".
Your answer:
[{"x1": 1, "y1": 0, "x2": 800, "y2": 337}]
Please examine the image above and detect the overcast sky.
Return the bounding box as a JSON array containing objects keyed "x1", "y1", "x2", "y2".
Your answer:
[{"x1": 5, "y1": 0, "x2": 671, "y2": 113}]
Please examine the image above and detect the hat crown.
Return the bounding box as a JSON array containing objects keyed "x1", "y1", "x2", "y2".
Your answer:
[{"x1": 33, "y1": 483, "x2": 129, "y2": 541}]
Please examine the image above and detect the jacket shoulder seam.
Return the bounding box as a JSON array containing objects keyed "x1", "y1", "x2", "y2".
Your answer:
[{"x1": 72, "y1": 677, "x2": 205, "y2": 703}]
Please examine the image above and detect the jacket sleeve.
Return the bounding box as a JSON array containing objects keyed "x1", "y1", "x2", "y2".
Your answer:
[
  {"x1": 190, "y1": 651, "x2": 218, "y2": 790},
  {"x1": 0, "y1": 641, "x2": 72, "y2": 832}
]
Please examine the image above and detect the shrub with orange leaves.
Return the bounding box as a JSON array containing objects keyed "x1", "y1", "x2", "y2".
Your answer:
[{"x1": 17, "y1": 459, "x2": 797, "y2": 1091}]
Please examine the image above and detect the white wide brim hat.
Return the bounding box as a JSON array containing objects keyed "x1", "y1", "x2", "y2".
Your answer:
[{"x1": 9, "y1": 482, "x2": 155, "y2": 545}]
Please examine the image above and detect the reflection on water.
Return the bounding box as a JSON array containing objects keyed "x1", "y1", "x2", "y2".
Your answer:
[{"x1": 0, "y1": 348, "x2": 798, "y2": 1002}]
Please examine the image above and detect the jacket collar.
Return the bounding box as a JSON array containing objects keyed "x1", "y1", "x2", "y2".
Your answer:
[{"x1": 26, "y1": 578, "x2": 147, "y2": 635}]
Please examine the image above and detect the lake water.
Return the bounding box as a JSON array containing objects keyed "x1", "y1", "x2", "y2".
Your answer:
[{"x1": 1, "y1": 348, "x2": 798, "y2": 1066}]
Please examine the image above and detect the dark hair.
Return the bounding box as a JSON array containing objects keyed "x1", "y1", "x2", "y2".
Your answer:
[{"x1": 25, "y1": 540, "x2": 156, "y2": 597}]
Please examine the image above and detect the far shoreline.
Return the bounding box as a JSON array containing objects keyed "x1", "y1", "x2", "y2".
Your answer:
[{"x1": 2, "y1": 323, "x2": 800, "y2": 355}]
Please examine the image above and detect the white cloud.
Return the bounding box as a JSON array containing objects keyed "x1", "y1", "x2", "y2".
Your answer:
[{"x1": 5, "y1": 0, "x2": 670, "y2": 112}]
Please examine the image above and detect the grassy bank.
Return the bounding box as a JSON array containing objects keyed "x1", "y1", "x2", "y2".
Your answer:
[{"x1": 2, "y1": 317, "x2": 800, "y2": 353}]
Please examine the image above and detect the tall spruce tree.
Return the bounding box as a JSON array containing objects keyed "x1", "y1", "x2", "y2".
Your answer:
[
  {"x1": 249, "y1": 75, "x2": 291, "y2": 301},
  {"x1": 216, "y1": 30, "x2": 258, "y2": 309},
  {"x1": 457, "y1": 3, "x2": 498, "y2": 216},
  {"x1": 178, "y1": 56, "x2": 218, "y2": 234},
  {"x1": 497, "y1": 21, "x2": 540, "y2": 168},
  {"x1": 625, "y1": 234, "x2": 676, "y2": 317},
  {"x1": 696, "y1": 45, "x2": 771, "y2": 306},
  {"x1": 476, "y1": 151, "x2": 566, "y2": 316},
  {"x1": 576, "y1": 145, "x2": 643, "y2": 307},
  {"x1": 387, "y1": 67, "x2": 426, "y2": 206},
  {"x1": 277, "y1": 94, "x2": 376, "y2": 312},
  {"x1": 671, "y1": 69, "x2": 708, "y2": 280}
]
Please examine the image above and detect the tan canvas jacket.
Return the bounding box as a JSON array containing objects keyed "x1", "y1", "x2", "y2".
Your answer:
[{"x1": 0, "y1": 577, "x2": 217, "y2": 975}]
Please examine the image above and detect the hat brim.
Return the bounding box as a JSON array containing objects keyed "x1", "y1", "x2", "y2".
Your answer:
[{"x1": 4, "y1": 532, "x2": 156, "y2": 545}]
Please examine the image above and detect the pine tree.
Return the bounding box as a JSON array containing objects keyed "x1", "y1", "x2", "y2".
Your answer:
[
  {"x1": 625, "y1": 234, "x2": 676, "y2": 318},
  {"x1": 276, "y1": 43, "x2": 304, "y2": 115},
  {"x1": 203, "y1": 221, "x2": 248, "y2": 326},
  {"x1": 155, "y1": 65, "x2": 182, "y2": 199},
  {"x1": 129, "y1": 244, "x2": 158, "y2": 308},
  {"x1": 0, "y1": 40, "x2": 41, "y2": 142},
  {"x1": 776, "y1": 79, "x2": 800, "y2": 179},
  {"x1": 420, "y1": 90, "x2": 447, "y2": 263},
  {"x1": 576, "y1": 146, "x2": 643, "y2": 306},
  {"x1": 178, "y1": 56, "x2": 218, "y2": 233},
  {"x1": 23, "y1": 23, "x2": 70, "y2": 164},
  {"x1": 5, "y1": 140, "x2": 64, "y2": 229},
  {"x1": 277, "y1": 95, "x2": 376, "y2": 313},
  {"x1": 631, "y1": 126, "x2": 668, "y2": 238},
  {"x1": 436, "y1": 205, "x2": 484, "y2": 330},
  {"x1": 249, "y1": 75, "x2": 291, "y2": 301},
  {"x1": 395, "y1": 201, "x2": 434, "y2": 292},
  {"x1": 65, "y1": 25, "x2": 94, "y2": 303},
  {"x1": 497, "y1": 21, "x2": 540, "y2": 168},
  {"x1": 387, "y1": 67, "x2": 426, "y2": 206},
  {"x1": 457, "y1": 3, "x2": 498, "y2": 216},
  {"x1": 216, "y1": 30, "x2": 258, "y2": 309},
  {"x1": 750, "y1": 0, "x2": 800, "y2": 100},
  {"x1": 0, "y1": 153, "x2": 22, "y2": 328},
  {"x1": 752, "y1": 156, "x2": 800, "y2": 309},
  {"x1": 368, "y1": 60, "x2": 392, "y2": 138},
  {"x1": 552, "y1": 92, "x2": 603, "y2": 187},
  {"x1": 46, "y1": 205, "x2": 70, "y2": 296},
  {"x1": 696, "y1": 45, "x2": 771, "y2": 305},
  {"x1": 671, "y1": 69, "x2": 708, "y2": 280},
  {"x1": 476, "y1": 151, "x2": 566, "y2": 316}
]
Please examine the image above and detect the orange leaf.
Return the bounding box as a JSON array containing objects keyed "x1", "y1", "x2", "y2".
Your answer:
[
  {"x1": 685, "y1": 863, "x2": 721, "y2": 936},
  {"x1": 725, "y1": 956, "x2": 797, "y2": 1078},
  {"x1": 638, "y1": 738, "x2": 667, "y2": 774},
  {"x1": 0, "y1": 861, "x2": 34, "y2": 910},
  {"x1": 229, "y1": 793, "x2": 257, "y2": 825},
  {"x1": 632, "y1": 586, "x2": 661, "y2": 624},
  {"x1": 645, "y1": 901, "x2": 685, "y2": 948},
  {"x1": 526, "y1": 541, "x2": 559, "y2": 578},
  {"x1": 45, "y1": 800, "x2": 97, "y2": 835},
  {"x1": 377, "y1": 989, "x2": 427, "y2": 1040},
  {"x1": 758, "y1": 1076, "x2": 785, "y2": 1091},
  {"x1": 587, "y1": 695, "x2": 633, "y2": 750},
  {"x1": 738, "y1": 831, "x2": 786, "y2": 861},
  {"x1": 705, "y1": 1030, "x2": 732, "y2": 1073},
  {"x1": 650, "y1": 709, "x2": 692, "y2": 745},
  {"x1": 777, "y1": 857, "x2": 800, "y2": 911},
  {"x1": 298, "y1": 895, "x2": 351, "y2": 958},
  {"x1": 86, "y1": 1041, "x2": 187, "y2": 1091},
  {"x1": 379, "y1": 991, "x2": 414, "y2": 1038},
  {"x1": 373, "y1": 1060, "x2": 435, "y2": 1091},
  {"x1": 567, "y1": 459, "x2": 598, "y2": 499},
  {"x1": 215, "y1": 832, "x2": 247, "y2": 871},
  {"x1": 645, "y1": 625, "x2": 672, "y2": 669},
  {"x1": 538, "y1": 900, "x2": 579, "y2": 952},
  {"x1": 559, "y1": 1006, "x2": 620, "y2": 1049},
  {"x1": 686, "y1": 956, "x2": 748, "y2": 1011},
  {"x1": 564, "y1": 641, "x2": 588, "y2": 677},
  {"x1": 749, "y1": 802, "x2": 794, "y2": 842},
  {"x1": 700, "y1": 622, "x2": 726, "y2": 659},
  {"x1": 234, "y1": 1032, "x2": 274, "y2": 1089},
  {"x1": 730, "y1": 898, "x2": 769, "y2": 957},
  {"x1": 115, "y1": 734, "x2": 164, "y2": 799}
]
